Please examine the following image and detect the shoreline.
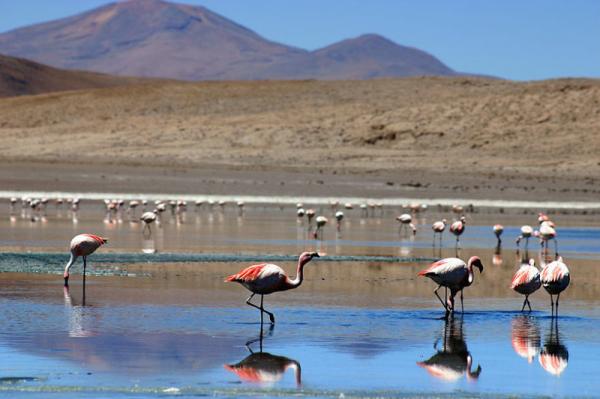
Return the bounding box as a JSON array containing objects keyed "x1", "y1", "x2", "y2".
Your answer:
[{"x1": 3, "y1": 189, "x2": 600, "y2": 210}]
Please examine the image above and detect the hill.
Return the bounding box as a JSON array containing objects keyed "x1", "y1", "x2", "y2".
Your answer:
[
  {"x1": 0, "y1": 53, "x2": 148, "y2": 97},
  {"x1": 0, "y1": 0, "x2": 457, "y2": 80}
]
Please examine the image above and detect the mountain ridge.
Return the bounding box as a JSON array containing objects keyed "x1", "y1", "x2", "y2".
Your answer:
[{"x1": 0, "y1": 0, "x2": 459, "y2": 80}]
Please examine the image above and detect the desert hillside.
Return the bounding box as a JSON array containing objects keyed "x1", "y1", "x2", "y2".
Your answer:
[
  {"x1": 0, "y1": 0, "x2": 456, "y2": 80},
  {"x1": 0, "y1": 77, "x2": 599, "y2": 200},
  {"x1": 0, "y1": 54, "x2": 149, "y2": 97}
]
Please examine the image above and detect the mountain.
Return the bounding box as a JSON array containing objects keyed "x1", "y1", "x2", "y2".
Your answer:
[
  {"x1": 0, "y1": 0, "x2": 457, "y2": 81},
  {"x1": 0, "y1": 53, "x2": 149, "y2": 97}
]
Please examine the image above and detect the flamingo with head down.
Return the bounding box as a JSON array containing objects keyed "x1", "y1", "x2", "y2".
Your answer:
[
  {"x1": 418, "y1": 256, "x2": 484, "y2": 314},
  {"x1": 63, "y1": 234, "x2": 108, "y2": 287}
]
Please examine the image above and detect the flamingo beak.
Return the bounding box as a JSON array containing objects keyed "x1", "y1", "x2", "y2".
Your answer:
[{"x1": 311, "y1": 252, "x2": 320, "y2": 258}]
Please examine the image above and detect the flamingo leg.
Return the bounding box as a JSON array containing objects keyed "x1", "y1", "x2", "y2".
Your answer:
[
  {"x1": 526, "y1": 296, "x2": 532, "y2": 312},
  {"x1": 554, "y1": 239, "x2": 559, "y2": 257},
  {"x1": 434, "y1": 285, "x2": 448, "y2": 311},
  {"x1": 246, "y1": 293, "x2": 266, "y2": 323},
  {"x1": 550, "y1": 294, "x2": 555, "y2": 317},
  {"x1": 460, "y1": 289, "x2": 464, "y2": 313},
  {"x1": 555, "y1": 292, "x2": 560, "y2": 317},
  {"x1": 260, "y1": 294, "x2": 275, "y2": 324},
  {"x1": 83, "y1": 256, "x2": 87, "y2": 282},
  {"x1": 521, "y1": 296, "x2": 527, "y2": 312}
]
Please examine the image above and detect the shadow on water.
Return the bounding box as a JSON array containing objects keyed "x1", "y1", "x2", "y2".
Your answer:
[
  {"x1": 417, "y1": 314, "x2": 482, "y2": 382},
  {"x1": 225, "y1": 323, "x2": 302, "y2": 388}
]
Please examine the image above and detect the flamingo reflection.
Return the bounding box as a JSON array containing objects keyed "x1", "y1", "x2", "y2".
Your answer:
[
  {"x1": 225, "y1": 325, "x2": 301, "y2": 387},
  {"x1": 539, "y1": 318, "x2": 568, "y2": 376},
  {"x1": 417, "y1": 315, "x2": 481, "y2": 381},
  {"x1": 510, "y1": 315, "x2": 540, "y2": 363}
]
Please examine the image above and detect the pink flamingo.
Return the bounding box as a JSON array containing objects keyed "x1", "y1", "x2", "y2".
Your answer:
[
  {"x1": 516, "y1": 225, "x2": 533, "y2": 251},
  {"x1": 397, "y1": 214, "x2": 416, "y2": 236},
  {"x1": 431, "y1": 219, "x2": 447, "y2": 245},
  {"x1": 540, "y1": 258, "x2": 570, "y2": 317},
  {"x1": 539, "y1": 222, "x2": 558, "y2": 255},
  {"x1": 63, "y1": 234, "x2": 108, "y2": 287},
  {"x1": 493, "y1": 224, "x2": 503, "y2": 245},
  {"x1": 225, "y1": 252, "x2": 320, "y2": 324},
  {"x1": 510, "y1": 259, "x2": 541, "y2": 311},
  {"x1": 449, "y1": 217, "x2": 466, "y2": 247},
  {"x1": 418, "y1": 256, "x2": 484, "y2": 314}
]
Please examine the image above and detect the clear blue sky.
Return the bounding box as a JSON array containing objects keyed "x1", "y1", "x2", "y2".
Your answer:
[{"x1": 1, "y1": 0, "x2": 599, "y2": 80}]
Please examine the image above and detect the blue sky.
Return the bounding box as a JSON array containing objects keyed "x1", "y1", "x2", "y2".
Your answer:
[{"x1": 1, "y1": 0, "x2": 599, "y2": 80}]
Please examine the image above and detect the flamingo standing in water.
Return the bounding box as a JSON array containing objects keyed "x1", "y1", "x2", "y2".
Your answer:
[
  {"x1": 516, "y1": 225, "x2": 534, "y2": 252},
  {"x1": 335, "y1": 211, "x2": 344, "y2": 232},
  {"x1": 540, "y1": 258, "x2": 570, "y2": 317},
  {"x1": 225, "y1": 252, "x2": 320, "y2": 324},
  {"x1": 510, "y1": 259, "x2": 541, "y2": 311},
  {"x1": 140, "y1": 210, "x2": 158, "y2": 235},
  {"x1": 63, "y1": 234, "x2": 108, "y2": 287},
  {"x1": 313, "y1": 216, "x2": 328, "y2": 239},
  {"x1": 493, "y1": 224, "x2": 503, "y2": 245},
  {"x1": 450, "y1": 217, "x2": 466, "y2": 247},
  {"x1": 397, "y1": 214, "x2": 416, "y2": 236},
  {"x1": 431, "y1": 219, "x2": 447, "y2": 245},
  {"x1": 418, "y1": 256, "x2": 484, "y2": 314},
  {"x1": 539, "y1": 221, "x2": 558, "y2": 255}
]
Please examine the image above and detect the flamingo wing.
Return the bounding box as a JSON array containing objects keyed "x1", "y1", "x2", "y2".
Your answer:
[
  {"x1": 225, "y1": 263, "x2": 284, "y2": 283},
  {"x1": 540, "y1": 261, "x2": 568, "y2": 283},
  {"x1": 511, "y1": 265, "x2": 534, "y2": 289},
  {"x1": 418, "y1": 258, "x2": 465, "y2": 277}
]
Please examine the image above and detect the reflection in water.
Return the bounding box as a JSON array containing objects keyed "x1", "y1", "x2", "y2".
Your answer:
[
  {"x1": 539, "y1": 318, "x2": 569, "y2": 376},
  {"x1": 492, "y1": 243, "x2": 503, "y2": 267},
  {"x1": 64, "y1": 285, "x2": 97, "y2": 338},
  {"x1": 226, "y1": 324, "x2": 301, "y2": 387},
  {"x1": 417, "y1": 315, "x2": 481, "y2": 382},
  {"x1": 511, "y1": 315, "x2": 540, "y2": 363}
]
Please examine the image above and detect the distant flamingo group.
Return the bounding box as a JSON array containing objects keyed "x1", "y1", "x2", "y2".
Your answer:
[{"x1": 7, "y1": 195, "x2": 572, "y2": 323}]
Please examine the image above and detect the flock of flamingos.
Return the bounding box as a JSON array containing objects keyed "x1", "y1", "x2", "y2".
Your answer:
[
  {"x1": 6, "y1": 195, "x2": 568, "y2": 321},
  {"x1": 6, "y1": 196, "x2": 573, "y2": 383}
]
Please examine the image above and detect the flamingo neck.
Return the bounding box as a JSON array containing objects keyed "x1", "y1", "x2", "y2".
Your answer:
[
  {"x1": 287, "y1": 258, "x2": 308, "y2": 288},
  {"x1": 64, "y1": 253, "x2": 77, "y2": 278}
]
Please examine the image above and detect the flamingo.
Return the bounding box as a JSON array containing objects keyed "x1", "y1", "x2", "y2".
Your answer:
[
  {"x1": 418, "y1": 256, "x2": 484, "y2": 314},
  {"x1": 540, "y1": 258, "x2": 570, "y2": 317},
  {"x1": 225, "y1": 252, "x2": 319, "y2": 324},
  {"x1": 305, "y1": 209, "x2": 315, "y2": 225},
  {"x1": 539, "y1": 221, "x2": 558, "y2": 255},
  {"x1": 313, "y1": 216, "x2": 328, "y2": 239},
  {"x1": 516, "y1": 225, "x2": 533, "y2": 252},
  {"x1": 510, "y1": 259, "x2": 541, "y2": 311},
  {"x1": 397, "y1": 214, "x2": 416, "y2": 236},
  {"x1": 141, "y1": 210, "x2": 158, "y2": 235},
  {"x1": 296, "y1": 208, "x2": 305, "y2": 218},
  {"x1": 344, "y1": 203, "x2": 353, "y2": 210},
  {"x1": 450, "y1": 217, "x2": 466, "y2": 247},
  {"x1": 493, "y1": 224, "x2": 503, "y2": 245},
  {"x1": 63, "y1": 234, "x2": 108, "y2": 287},
  {"x1": 432, "y1": 219, "x2": 447, "y2": 245},
  {"x1": 335, "y1": 211, "x2": 344, "y2": 231}
]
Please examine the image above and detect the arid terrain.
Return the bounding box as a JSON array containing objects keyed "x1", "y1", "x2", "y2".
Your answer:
[
  {"x1": 0, "y1": 77, "x2": 599, "y2": 201},
  {"x1": 0, "y1": 54, "x2": 149, "y2": 97}
]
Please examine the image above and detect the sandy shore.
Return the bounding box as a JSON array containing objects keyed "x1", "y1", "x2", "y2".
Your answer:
[{"x1": 1, "y1": 77, "x2": 599, "y2": 203}]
